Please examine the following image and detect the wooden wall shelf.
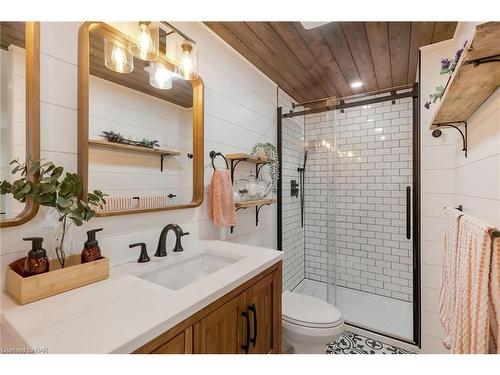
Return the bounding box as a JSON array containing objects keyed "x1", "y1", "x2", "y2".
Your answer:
[
  {"x1": 235, "y1": 198, "x2": 276, "y2": 209},
  {"x1": 430, "y1": 22, "x2": 500, "y2": 129},
  {"x1": 89, "y1": 139, "x2": 181, "y2": 171},
  {"x1": 89, "y1": 139, "x2": 181, "y2": 156},
  {"x1": 226, "y1": 153, "x2": 269, "y2": 164}
]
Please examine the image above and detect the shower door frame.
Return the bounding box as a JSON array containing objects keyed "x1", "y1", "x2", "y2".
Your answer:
[{"x1": 276, "y1": 82, "x2": 421, "y2": 347}]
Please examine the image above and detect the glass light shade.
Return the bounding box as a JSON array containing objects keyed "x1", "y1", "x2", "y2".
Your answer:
[
  {"x1": 178, "y1": 39, "x2": 199, "y2": 80},
  {"x1": 148, "y1": 61, "x2": 173, "y2": 89},
  {"x1": 129, "y1": 22, "x2": 160, "y2": 61},
  {"x1": 104, "y1": 39, "x2": 133, "y2": 73}
]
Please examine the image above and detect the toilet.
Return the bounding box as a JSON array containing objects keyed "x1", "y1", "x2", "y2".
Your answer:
[{"x1": 282, "y1": 291, "x2": 344, "y2": 354}]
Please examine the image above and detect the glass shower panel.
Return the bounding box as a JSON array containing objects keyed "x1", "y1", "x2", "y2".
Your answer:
[{"x1": 328, "y1": 97, "x2": 414, "y2": 341}]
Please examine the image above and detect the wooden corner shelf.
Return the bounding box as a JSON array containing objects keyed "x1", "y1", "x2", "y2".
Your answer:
[
  {"x1": 430, "y1": 22, "x2": 500, "y2": 129},
  {"x1": 235, "y1": 198, "x2": 276, "y2": 209},
  {"x1": 89, "y1": 139, "x2": 181, "y2": 171}
]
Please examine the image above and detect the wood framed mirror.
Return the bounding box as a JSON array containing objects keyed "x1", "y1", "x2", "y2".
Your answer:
[
  {"x1": 78, "y1": 22, "x2": 204, "y2": 217},
  {"x1": 0, "y1": 22, "x2": 40, "y2": 228}
]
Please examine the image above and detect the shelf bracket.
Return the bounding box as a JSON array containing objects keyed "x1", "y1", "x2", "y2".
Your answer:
[
  {"x1": 160, "y1": 153, "x2": 173, "y2": 172},
  {"x1": 432, "y1": 121, "x2": 468, "y2": 158},
  {"x1": 230, "y1": 207, "x2": 247, "y2": 234},
  {"x1": 256, "y1": 202, "x2": 272, "y2": 226},
  {"x1": 230, "y1": 159, "x2": 247, "y2": 185}
]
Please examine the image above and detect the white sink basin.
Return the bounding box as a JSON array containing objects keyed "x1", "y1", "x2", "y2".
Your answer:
[{"x1": 138, "y1": 253, "x2": 240, "y2": 290}]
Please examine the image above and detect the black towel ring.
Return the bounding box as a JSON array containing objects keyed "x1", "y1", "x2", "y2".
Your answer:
[{"x1": 209, "y1": 151, "x2": 229, "y2": 170}]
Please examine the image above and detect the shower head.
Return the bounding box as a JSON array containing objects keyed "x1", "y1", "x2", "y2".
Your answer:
[{"x1": 303, "y1": 150, "x2": 308, "y2": 169}]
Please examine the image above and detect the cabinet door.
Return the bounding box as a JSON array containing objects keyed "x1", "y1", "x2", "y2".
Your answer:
[
  {"x1": 245, "y1": 269, "x2": 282, "y2": 354},
  {"x1": 151, "y1": 328, "x2": 192, "y2": 354},
  {"x1": 195, "y1": 293, "x2": 247, "y2": 354}
]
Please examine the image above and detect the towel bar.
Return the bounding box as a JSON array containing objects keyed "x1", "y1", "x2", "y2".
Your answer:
[{"x1": 449, "y1": 205, "x2": 500, "y2": 238}]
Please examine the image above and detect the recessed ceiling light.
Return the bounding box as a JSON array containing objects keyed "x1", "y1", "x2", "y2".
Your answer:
[
  {"x1": 350, "y1": 81, "x2": 363, "y2": 88},
  {"x1": 300, "y1": 22, "x2": 330, "y2": 30}
]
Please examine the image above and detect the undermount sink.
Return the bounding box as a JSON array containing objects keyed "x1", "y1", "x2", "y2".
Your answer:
[{"x1": 138, "y1": 253, "x2": 241, "y2": 290}]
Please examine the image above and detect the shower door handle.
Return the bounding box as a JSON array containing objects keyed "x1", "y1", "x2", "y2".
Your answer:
[{"x1": 406, "y1": 186, "x2": 411, "y2": 240}]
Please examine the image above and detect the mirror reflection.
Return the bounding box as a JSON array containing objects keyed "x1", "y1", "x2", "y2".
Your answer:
[
  {"x1": 87, "y1": 23, "x2": 195, "y2": 213},
  {"x1": 0, "y1": 22, "x2": 27, "y2": 220}
]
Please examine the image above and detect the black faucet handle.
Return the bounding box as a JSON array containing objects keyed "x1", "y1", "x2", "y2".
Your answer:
[
  {"x1": 129, "y1": 243, "x2": 150, "y2": 263},
  {"x1": 181, "y1": 231, "x2": 190, "y2": 236}
]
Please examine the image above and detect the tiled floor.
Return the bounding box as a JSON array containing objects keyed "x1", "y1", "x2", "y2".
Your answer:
[
  {"x1": 294, "y1": 279, "x2": 413, "y2": 341},
  {"x1": 327, "y1": 331, "x2": 413, "y2": 354}
]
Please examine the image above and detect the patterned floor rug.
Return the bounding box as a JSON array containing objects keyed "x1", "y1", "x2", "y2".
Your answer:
[{"x1": 326, "y1": 331, "x2": 413, "y2": 354}]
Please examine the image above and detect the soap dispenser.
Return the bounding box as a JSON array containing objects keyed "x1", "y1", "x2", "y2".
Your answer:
[
  {"x1": 23, "y1": 237, "x2": 49, "y2": 276},
  {"x1": 81, "y1": 228, "x2": 103, "y2": 263}
]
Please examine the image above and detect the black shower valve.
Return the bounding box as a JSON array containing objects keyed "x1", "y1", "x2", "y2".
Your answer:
[{"x1": 291, "y1": 180, "x2": 299, "y2": 197}]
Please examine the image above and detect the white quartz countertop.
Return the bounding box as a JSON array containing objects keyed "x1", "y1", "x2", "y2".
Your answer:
[{"x1": 0, "y1": 240, "x2": 282, "y2": 353}]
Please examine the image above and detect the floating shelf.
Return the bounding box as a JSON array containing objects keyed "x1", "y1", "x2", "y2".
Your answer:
[
  {"x1": 89, "y1": 139, "x2": 181, "y2": 171},
  {"x1": 430, "y1": 22, "x2": 500, "y2": 129},
  {"x1": 235, "y1": 198, "x2": 276, "y2": 209}
]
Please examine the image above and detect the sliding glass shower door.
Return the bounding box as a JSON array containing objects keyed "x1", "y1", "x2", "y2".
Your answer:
[{"x1": 326, "y1": 95, "x2": 416, "y2": 341}]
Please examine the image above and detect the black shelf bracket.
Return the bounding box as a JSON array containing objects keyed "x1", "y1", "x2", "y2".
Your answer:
[
  {"x1": 230, "y1": 159, "x2": 246, "y2": 185},
  {"x1": 160, "y1": 153, "x2": 171, "y2": 172},
  {"x1": 432, "y1": 121, "x2": 468, "y2": 158},
  {"x1": 230, "y1": 207, "x2": 247, "y2": 233},
  {"x1": 256, "y1": 202, "x2": 272, "y2": 226}
]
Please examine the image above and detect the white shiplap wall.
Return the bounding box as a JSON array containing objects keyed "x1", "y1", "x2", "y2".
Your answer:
[
  {"x1": 420, "y1": 22, "x2": 500, "y2": 353},
  {"x1": 0, "y1": 22, "x2": 278, "y2": 291}
]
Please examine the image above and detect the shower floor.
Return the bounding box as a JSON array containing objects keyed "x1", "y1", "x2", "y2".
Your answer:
[{"x1": 293, "y1": 279, "x2": 413, "y2": 341}]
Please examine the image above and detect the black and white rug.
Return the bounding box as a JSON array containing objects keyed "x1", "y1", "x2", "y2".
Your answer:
[{"x1": 326, "y1": 331, "x2": 413, "y2": 354}]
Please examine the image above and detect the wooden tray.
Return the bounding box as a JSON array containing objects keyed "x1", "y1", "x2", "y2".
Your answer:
[{"x1": 6, "y1": 254, "x2": 109, "y2": 305}]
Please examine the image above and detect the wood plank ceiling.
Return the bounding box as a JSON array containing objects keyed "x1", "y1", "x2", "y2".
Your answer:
[{"x1": 204, "y1": 22, "x2": 457, "y2": 103}]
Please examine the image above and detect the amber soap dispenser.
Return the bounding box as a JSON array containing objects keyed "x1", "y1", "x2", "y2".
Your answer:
[
  {"x1": 23, "y1": 237, "x2": 49, "y2": 276},
  {"x1": 81, "y1": 228, "x2": 103, "y2": 263}
]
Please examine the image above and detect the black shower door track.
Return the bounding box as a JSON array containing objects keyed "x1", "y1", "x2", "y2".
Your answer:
[{"x1": 276, "y1": 82, "x2": 421, "y2": 348}]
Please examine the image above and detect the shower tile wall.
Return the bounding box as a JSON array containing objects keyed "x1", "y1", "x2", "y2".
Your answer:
[
  {"x1": 304, "y1": 97, "x2": 414, "y2": 302},
  {"x1": 279, "y1": 89, "x2": 305, "y2": 291}
]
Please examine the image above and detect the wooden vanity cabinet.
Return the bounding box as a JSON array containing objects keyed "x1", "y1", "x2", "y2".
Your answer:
[{"x1": 133, "y1": 261, "x2": 282, "y2": 354}]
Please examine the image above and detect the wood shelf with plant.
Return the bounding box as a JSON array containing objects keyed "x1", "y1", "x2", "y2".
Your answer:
[{"x1": 430, "y1": 22, "x2": 500, "y2": 129}]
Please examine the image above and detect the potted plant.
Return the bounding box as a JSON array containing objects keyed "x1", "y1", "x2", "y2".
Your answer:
[
  {"x1": 251, "y1": 142, "x2": 279, "y2": 194},
  {"x1": 0, "y1": 159, "x2": 106, "y2": 268}
]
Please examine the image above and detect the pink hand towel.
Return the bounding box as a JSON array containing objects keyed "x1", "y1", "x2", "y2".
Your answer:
[{"x1": 208, "y1": 169, "x2": 236, "y2": 227}]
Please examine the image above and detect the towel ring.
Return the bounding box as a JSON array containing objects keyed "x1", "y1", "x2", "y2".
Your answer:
[{"x1": 209, "y1": 151, "x2": 229, "y2": 170}]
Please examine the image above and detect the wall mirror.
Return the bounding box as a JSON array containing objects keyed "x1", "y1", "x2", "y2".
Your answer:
[
  {"x1": 0, "y1": 22, "x2": 40, "y2": 227},
  {"x1": 78, "y1": 22, "x2": 203, "y2": 216}
]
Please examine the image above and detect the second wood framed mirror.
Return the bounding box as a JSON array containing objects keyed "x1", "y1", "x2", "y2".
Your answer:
[
  {"x1": 78, "y1": 22, "x2": 204, "y2": 217},
  {"x1": 0, "y1": 22, "x2": 40, "y2": 228}
]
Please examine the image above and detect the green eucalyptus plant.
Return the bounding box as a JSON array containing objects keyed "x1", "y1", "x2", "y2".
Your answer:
[
  {"x1": 0, "y1": 159, "x2": 106, "y2": 268},
  {"x1": 251, "y1": 142, "x2": 279, "y2": 194}
]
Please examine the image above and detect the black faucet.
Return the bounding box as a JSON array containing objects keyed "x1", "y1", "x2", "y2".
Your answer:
[
  {"x1": 129, "y1": 243, "x2": 150, "y2": 263},
  {"x1": 155, "y1": 224, "x2": 190, "y2": 257}
]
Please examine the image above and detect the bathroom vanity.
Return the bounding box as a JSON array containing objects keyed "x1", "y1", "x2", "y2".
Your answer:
[{"x1": 1, "y1": 241, "x2": 282, "y2": 354}]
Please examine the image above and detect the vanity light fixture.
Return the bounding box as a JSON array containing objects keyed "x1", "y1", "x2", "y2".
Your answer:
[
  {"x1": 146, "y1": 61, "x2": 173, "y2": 90},
  {"x1": 129, "y1": 21, "x2": 159, "y2": 61},
  {"x1": 104, "y1": 39, "x2": 133, "y2": 73}
]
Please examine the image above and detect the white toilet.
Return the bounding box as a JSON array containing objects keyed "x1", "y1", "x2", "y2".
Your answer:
[{"x1": 282, "y1": 291, "x2": 344, "y2": 354}]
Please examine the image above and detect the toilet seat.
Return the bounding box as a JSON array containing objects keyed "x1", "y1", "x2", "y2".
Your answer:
[{"x1": 282, "y1": 291, "x2": 343, "y2": 329}]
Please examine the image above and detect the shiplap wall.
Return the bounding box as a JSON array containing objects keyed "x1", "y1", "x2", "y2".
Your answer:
[
  {"x1": 0, "y1": 22, "x2": 278, "y2": 291},
  {"x1": 88, "y1": 75, "x2": 193, "y2": 201},
  {"x1": 420, "y1": 22, "x2": 500, "y2": 353}
]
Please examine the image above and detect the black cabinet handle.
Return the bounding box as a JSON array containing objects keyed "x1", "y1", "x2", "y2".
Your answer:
[
  {"x1": 406, "y1": 186, "x2": 411, "y2": 240},
  {"x1": 241, "y1": 310, "x2": 250, "y2": 353},
  {"x1": 248, "y1": 304, "x2": 257, "y2": 347}
]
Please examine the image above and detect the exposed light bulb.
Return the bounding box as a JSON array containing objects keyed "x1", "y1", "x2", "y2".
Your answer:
[
  {"x1": 136, "y1": 22, "x2": 155, "y2": 59},
  {"x1": 180, "y1": 40, "x2": 194, "y2": 80},
  {"x1": 154, "y1": 64, "x2": 172, "y2": 89},
  {"x1": 111, "y1": 44, "x2": 127, "y2": 73}
]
